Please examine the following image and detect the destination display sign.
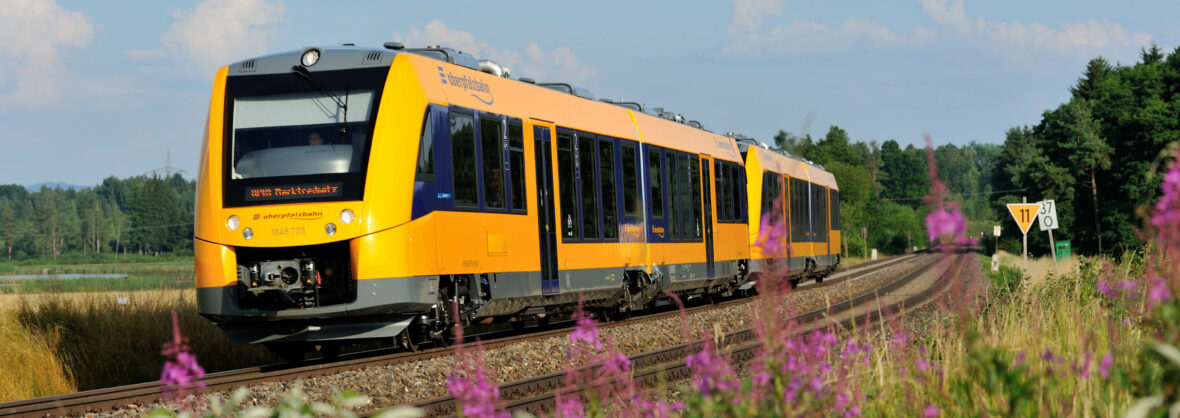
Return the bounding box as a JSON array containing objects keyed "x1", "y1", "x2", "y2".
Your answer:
[{"x1": 245, "y1": 182, "x2": 343, "y2": 202}]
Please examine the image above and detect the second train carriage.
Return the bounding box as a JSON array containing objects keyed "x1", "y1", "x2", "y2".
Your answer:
[
  {"x1": 194, "y1": 42, "x2": 840, "y2": 356},
  {"x1": 740, "y1": 141, "x2": 841, "y2": 287}
]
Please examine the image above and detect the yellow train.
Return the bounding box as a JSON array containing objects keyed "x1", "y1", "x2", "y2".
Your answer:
[{"x1": 194, "y1": 42, "x2": 840, "y2": 357}]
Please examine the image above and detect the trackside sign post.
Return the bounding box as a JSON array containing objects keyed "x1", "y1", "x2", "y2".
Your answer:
[
  {"x1": 1007, "y1": 198, "x2": 1042, "y2": 272},
  {"x1": 1038, "y1": 199, "x2": 1060, "y2": 278}
]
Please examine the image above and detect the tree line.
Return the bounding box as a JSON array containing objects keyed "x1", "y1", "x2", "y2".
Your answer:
[
  {"x1": 782, "y1": 45, "x2": 1180, "y2": 258},
  {"x1": 0, "y1": 174, "x2": 194, "y2": 262}
]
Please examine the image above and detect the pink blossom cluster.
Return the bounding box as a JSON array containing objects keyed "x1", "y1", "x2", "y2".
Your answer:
[
  {"x1": 1144, "y1": 149, "x2": 1180, "y2": 307},
  {"x1": 160, "y1": 310, "x2": 206, "y2": 403},
  {"x1": 555, "y1": 300, "x2": 682, "y2": 418}
]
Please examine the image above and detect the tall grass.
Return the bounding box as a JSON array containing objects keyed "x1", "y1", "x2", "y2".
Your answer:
[
  {"x1": 0, "y1": 309, "x2": 75, "y2": 401},
  {"x1": 6, "y1": 290, "x2": 276, "y2": 396}
]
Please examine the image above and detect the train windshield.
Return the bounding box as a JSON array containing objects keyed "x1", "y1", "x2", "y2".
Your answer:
[
  {"x1": 230, "y1": 91, "x2": 373, "y2": 179},
  {"x1": 221, "y1": 65, "x2": 388, "y2": 207}
]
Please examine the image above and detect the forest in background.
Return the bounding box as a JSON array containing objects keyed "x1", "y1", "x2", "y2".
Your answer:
[
  {"x1": 0, "y1": 175, "x2": 194, "y2": 263},
  {"x1": 2, "y1": 45, "x2": 1178, "y2": 263}
]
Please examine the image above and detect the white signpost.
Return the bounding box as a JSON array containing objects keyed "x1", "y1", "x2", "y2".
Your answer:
[{"x1": 1039, "y1": 199, "x2": 1060, "y2": 278}]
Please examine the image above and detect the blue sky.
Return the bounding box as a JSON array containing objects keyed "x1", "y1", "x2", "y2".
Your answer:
[{"x1": 1, "y1": 0, "x2": 1176, "y2": 186}]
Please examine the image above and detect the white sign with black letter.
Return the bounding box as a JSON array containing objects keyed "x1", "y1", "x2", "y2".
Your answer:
[{"x1": 1038, "y1": 200, "x2": 1058, "y2": 231}]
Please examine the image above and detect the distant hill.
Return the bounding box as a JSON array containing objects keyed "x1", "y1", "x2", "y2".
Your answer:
[{"x1": 26, "y1": 182, "x2": 90, "y2": 192}]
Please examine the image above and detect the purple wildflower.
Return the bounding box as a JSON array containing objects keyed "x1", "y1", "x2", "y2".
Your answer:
[
  {"x1": 1099, "y1": 353, "x2": 1113, "y2": 379},
  {"x1": 1013, "y1": 351, "x2": 1026, "y2": 368},
  {"x1": 686, "y1": 339, "x2": 736, "y2": 396},
  {"x1": 160, "y1": 310, "x2": 205, "y2": 403},
  {"x1": 555, "y1": 396, "x2": 584, "y2": 418},
  {"x1": 446, "y1": 352, "x2": 506, "y2": 418},
  {"x1": 1097, "y1": 279, "x2": 1116, "y2": 299},
  {"x1": 569, "y1": 313, "x2": 604, "y2": 351},
  {"x1": 602, "y1": 352, "x2": 631, "y2": 375},
  {"x1": 923, "y1": 404, "x2": 940, "y2": 417},
  {"x1": 1147, "y1": 278, "x2": 1172, "y2": 306},
  {"x1": 916, "y1": 358, "x2": 931, "y2": 373},
  {"x1": 1078, "y1": 356, "x2": 1092, "y2": 379},
  {"x1": 924, "y1": 208, "x2": 967, "y2": 244}
]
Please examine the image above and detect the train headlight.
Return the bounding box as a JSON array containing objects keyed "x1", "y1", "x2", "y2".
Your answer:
[
  {"x1": 226, "y1": 215, "x2": 240, "y2": 231},
  {"x1": 301, "y1": 49, "x2": 320, "y2": 66},
  {"x1": 242, "y1": 227, "x2": 254, "y2": 240},
  {"x1": 340, "y1": 209, "x2": 355, "y2": 224},
  {"x1": 325, "y1": 223, "x2": 337, "y2": 236}
]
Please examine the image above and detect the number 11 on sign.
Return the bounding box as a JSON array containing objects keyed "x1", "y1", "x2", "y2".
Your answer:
[{"x1": 1007, "y1": 201, "x2": 1042, "y2": 272}]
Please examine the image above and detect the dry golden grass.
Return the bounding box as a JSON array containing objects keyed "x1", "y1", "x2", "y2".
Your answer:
[
  {"x1": 1, "y1": 289, "x2": 276, "y2": 401},
  {"x1": 0, "y1": 309, "x2": 75, "y2": 402},
  {"x1": 993, "y1": 250, "x2": 1081, "y2": 286}
]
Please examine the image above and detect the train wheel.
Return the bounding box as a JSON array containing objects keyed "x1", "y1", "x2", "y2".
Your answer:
[
  {"x1": 398, "y1": 328, "x2": 420, "y2": 352},
  {"x1": 430, "y1": 327, "x2": 454, "y2": 348}
]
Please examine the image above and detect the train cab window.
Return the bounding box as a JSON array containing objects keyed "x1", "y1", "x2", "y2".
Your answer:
[
  {"x1": 508, "y1": 121, "x2": 525, "y2": 213},
  {"x1": 690, "y1": 155, "x2": 701, "y2": 239},
  {"x1": 621, "y1": 143, "x2": 638, "y2": 217},
  {"x1": 415, "y1": 110, "x2": 435, "y2": 181},
  {"x1": 578, "y1": 134, "x2": 600, "y2": 240},
  {"x1": 480, "y1": 116, "x2": 505, "y2": 210},
  {"x1": 450, "y1": 112, "x2": 477, "y2": 208},
  {"x1": 830, "y1": 190, "x2": 840, "y2": 230},
  {"x1": 599, "y1": 138, "x2": 618, "y2": 240},
  {"x1": 557, "y1": 131, "x2": 578, "y2": 240},
  {"x1": 649, "y1": 149, "x2": 664, "y2": 219}
]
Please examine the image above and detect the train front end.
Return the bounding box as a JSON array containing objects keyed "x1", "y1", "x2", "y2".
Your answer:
[{"x1": 194, "y1": 46, "x2": 431, "y2": 351}]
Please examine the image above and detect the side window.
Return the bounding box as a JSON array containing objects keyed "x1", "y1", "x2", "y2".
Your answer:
[
  {"x1": 578, "y1": 134, "x2": 600, "y2": 240},
  {"x1": 667, "y1": 152, "x2": 679, "y2": 240},
  {"x1": 599, "y1": 138, "x2": 618, "y2": 240},
  {"x1": 830, "y1": 190, "x2": 840, "y2": 230},
  {"x1": 507, "y1": 121, "x2": 525, "y2": 213},
  {"x1": 733, "y1": 166, "x2": 746, "y2": 223},
  {"x1": 789, "y1": 178, "x2": 808, "y2": 241},
  {"x1": 480, "y1": 116, "x2": 505, "y2": 210},
  {"x1": 713, "y1": 160, "x2": 725, "y2": 222},
  {"x1": 621, "y1": 143, "x2": 638, "y2": 217},
  {"x1": 557, "y1": 131, "x2": 578, "y2": 240},
  {"x1": 690, "y1": 155, "x2": 701, "y2": 239},
  {"x1": 813, "y1": 185, "x2": 828, "y2": 242},
  {"x1": 415, "y1": 109, "x2": 434, "y2": 181},
  {"x1": 761, "y1": 171, "x2": 778, "y2": 219},
  {"x1": 649, "y1": 149, "x2": 663, "y2": 219},
  {"x1": 450, "y1": 112, "x2": 477, "y2": 208}
]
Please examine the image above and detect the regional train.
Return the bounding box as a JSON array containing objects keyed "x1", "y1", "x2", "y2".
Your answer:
[{"x1": 193, "y1": 42, "x2": 840, "y2": 359}]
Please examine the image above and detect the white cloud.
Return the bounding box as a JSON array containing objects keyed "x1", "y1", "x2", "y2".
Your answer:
[
  {"x1": 131, "y1": 0, "x2": 285, "y2": 78},
  {"x1": 393, "y1": 20, "x2": 598, "y2": 86},
  {"x1": 919, "y1": 0, "x2": 1152, "y2": 54},
  {"x1": 0, "y1": 0, "x2": 93, "y2": 108},
  {"x1": 724, "y1": 0, "x2": 1152, "y2": 61}
]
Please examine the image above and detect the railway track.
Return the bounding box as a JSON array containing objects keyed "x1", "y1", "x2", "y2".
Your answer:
[
  {"x1": 0, "y1": 254, "x2": 918, "y2": 417},
  {"x1": 412, "y1": 252, "x2": 957, "y2": 416}
]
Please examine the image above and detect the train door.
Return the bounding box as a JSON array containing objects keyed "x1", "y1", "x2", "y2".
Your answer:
[
  {"x1": 533, "y1": 124, "x2": 559, "y2": 294},
  {"x1": 701, "y1": 157, "x2": 715, "y2": 278}
]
